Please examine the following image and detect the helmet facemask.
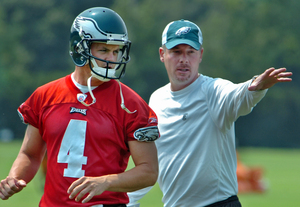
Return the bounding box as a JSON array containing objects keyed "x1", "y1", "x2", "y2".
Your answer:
[{"x1": 84, "y1": 40, "x2": 131, "y2": 82}]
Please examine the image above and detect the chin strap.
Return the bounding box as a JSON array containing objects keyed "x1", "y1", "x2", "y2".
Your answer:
[
  {"x1": 79, "y1": 76, "x2": 96, "y2": 107},
  {"x1": 79, "y1": 77, "x2": 137, "y2": 114},
  {"x1": 117, "y1": 80, "x2": 137, "y2": 114}
]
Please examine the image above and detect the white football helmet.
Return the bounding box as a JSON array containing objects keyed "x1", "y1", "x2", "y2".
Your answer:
[{"x1": 69, "y1": 7, "x2": 131, "y2": 81}]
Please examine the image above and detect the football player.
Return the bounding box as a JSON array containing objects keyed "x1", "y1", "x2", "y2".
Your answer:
[{"x1": 0, "y1": 7, "x2": 159, "y2": 207}]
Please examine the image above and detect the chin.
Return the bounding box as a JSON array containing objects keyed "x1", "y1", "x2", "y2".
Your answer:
[{"x1": 176, "y1": 75, "x2": 191, "y2": 82}]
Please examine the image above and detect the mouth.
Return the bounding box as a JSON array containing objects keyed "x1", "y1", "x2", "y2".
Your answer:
[
  {"x1": 177, "y1": 64, "x2": 190, "y2": 72},
  {"x1": 176, "y1": 67, "x2": 190, "y2": 73},
  {"x1": 100, "y1": 63, "x2": 113, "y2": 69}
]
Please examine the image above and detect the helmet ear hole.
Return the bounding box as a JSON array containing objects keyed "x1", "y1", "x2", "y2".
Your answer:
[{"x1": 69, "y1": 47, "x2": 87, "y2": 66}]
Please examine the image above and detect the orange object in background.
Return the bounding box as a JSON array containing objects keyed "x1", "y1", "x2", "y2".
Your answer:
[{"x1": 236, "y1": 152, "x2": 267, "y2": 194}]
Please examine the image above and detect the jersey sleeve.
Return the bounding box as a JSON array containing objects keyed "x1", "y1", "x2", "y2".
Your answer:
[
  {"x1": 17, "y1": 89, "x2": 43, "y2": 128},
  {"x1": 132, "y1": 107, "x2": 160, "y2": 142},
  {"x1": 123, "y1": 86, "x2": 160, "y2": 142},
  {"x1": 17, "y1": 77, "x2": 66, "y2": 129}
]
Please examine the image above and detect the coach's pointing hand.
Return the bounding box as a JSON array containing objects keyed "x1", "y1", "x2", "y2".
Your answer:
[{"x1": 248, "y1": 67, "x2": 292, "y2": 91}]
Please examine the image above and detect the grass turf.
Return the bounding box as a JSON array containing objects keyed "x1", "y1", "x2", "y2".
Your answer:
[{"x1": 0, "y1": 140, "x2": 299, "y2": 207}]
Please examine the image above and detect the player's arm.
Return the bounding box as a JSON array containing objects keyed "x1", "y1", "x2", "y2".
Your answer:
[
  {"x1": 68, "y1": 141, "x2": 158, "y2": 204},
  {"x1": 0, "y1": 124, "x2": 46, "y2": 200},
  {"x1": 120, "y1": 140, "x2": 158, "y2": 190}
]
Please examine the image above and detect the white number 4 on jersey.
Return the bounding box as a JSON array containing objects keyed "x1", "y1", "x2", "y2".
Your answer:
[{"x1": 57, "y1": 119, "x2": 88, "y2": 178}]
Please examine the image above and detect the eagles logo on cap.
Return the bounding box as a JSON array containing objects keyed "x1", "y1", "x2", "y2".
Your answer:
[
  {"x1": 175, "y1": 27, "x2": 191, "y2": 36},
  {"x1": 162, "y1": 19, "x2": 203, "y2": 50}
]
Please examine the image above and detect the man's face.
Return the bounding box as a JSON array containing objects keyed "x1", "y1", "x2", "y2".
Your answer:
[
  {"x1": 159, "y1": 44, "x2": 203, "y2": 91},
  {"x1": 90, "y1": 42, "x2": 120, "y2": 69}
]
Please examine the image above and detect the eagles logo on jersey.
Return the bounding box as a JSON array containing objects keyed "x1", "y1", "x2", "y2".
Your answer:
[{"x1": 134, "y1": 126, "x2": 159, "y2": 142}]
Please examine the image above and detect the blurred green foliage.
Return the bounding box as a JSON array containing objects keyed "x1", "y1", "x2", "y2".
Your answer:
[{"x1": 0, "y1": 0, "x2": 299, "y2": 147}]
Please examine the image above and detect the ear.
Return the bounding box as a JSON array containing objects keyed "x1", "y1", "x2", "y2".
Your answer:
[
  {"x1": 199, "y1": 47, "x2": 204, "y2": 63},
  {"x1": 159, "y1": 47, "x2": 165, "y2": 62}
]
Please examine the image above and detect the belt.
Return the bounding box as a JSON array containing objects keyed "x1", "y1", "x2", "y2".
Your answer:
[{"x1": 205, "y1": 195, "x2": 240, "y2": 207}]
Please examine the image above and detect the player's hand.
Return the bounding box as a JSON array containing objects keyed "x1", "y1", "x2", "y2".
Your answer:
[
  {"x1": 68, "y1": 176, "x2": 109, "y2": 203},
  {"x1": 0, "y1": 177, "x2": 27, "y2": 200},
  {"x1": 248, "y1": 67, "x2": 292, "y2": 91}
]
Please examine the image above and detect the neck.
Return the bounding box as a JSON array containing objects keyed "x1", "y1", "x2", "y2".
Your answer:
[
  {"x1": 73, "y1": 65, "x2": 104, "y2": 86},
  {"x1": 170, "y1": 73, "x2": 200, "y2": 91}
]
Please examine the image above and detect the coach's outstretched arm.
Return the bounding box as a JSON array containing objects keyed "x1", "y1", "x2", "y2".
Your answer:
[
  {"x1": 248, "y1": 67, "x2": 292, "y2": 91},
  {"x1": 0, "y1": 124, "x2": 46, "y2": 200}
]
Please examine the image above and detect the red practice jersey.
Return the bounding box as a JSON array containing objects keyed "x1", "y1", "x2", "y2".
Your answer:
[{"x1": 17, "y1": 74, "x2": 159, "y2": 206}]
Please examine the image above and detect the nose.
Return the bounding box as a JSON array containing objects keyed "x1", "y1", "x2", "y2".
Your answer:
[
  {"x1": 104, "y1": 51, "x2": 116, "y2": 62},
  {"x1": 103, "y1": 52, "x2": 118, "y2": 69},
  {"x1": 179, "y1": 53, "x2": 188, "y2": 63}
]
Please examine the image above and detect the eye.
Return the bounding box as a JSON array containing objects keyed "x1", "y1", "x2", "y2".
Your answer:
[
  {"x1": 98, "y1": 48, "x2": 107, "y2": 53},
  {"x1": 113, "y1": 50, "x2": 120, "y2": 55},
  {"x1": 172, "y1": 50, "x2": 180, "y2": 54}
]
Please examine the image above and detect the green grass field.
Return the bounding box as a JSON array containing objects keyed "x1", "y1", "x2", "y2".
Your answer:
[{"x1": 0, "y1": 140, "x2": 299, "y2": 207}]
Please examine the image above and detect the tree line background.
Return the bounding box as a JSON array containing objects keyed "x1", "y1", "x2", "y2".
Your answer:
[{"x1": 0, "y1": 0, "x2": 299, "y2": 148}]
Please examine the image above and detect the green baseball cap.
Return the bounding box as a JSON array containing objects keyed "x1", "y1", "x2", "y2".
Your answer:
[{"x1": 162, "y1": 19, "x2": 203, "y2": 50}]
